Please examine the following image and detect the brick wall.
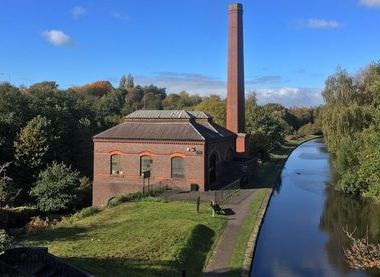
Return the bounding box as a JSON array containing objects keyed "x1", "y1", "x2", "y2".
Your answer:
[
  {"x1": 206, "y1": 138, "x2": 236, "y2": 189},
  {"x1": 93, "y1": 139, "x2": 206, "y2": 207}
]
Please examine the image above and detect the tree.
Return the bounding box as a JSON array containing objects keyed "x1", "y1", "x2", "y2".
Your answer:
[
  {"x1": 0, "y1": 163, "x2": 20, "y2": 207},
  {"x1": 30, "y1": 162, "x2": 80, "y2": 212},
  {"x1": 193, "y1": 95, "x2": 226, "y2": 126},
  {"x1": 246, "y1": 93, "x2": 287, "y2": 153},
  {"x1": 321, "y1": 64, "x2": 380, "y2": 199},
  {"x1": 119, "y1": 75, "x2": 127, "y2": 90},
  {"x1": 14, "y1": 115, "x2": 52, "y2": 172},
  {"x1": 126, "y1": 74, "x2": 134, "y2": 89},
  {"x1": 0, "y1": 83, "x2": 30, "y2": 164},
  {"x1": 81, "y1": 81, "x2": 113, "y2": 97},
  {"x1": 29, "y1": 81, "x2": 59, "y2": 93}
]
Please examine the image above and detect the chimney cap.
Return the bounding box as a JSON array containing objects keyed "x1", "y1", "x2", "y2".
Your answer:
[{"x1": 228, "y1": 3, "x2": 243, "y2": 11}]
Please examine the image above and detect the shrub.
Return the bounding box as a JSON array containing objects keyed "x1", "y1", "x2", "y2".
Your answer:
[
  {"x1": 72, "y1": 207, "x2": 99, "y2": 220},
  {"x1": 107, "y1": 192, "x2": 157, "y2": 208},
  {"x1": 344, "y1": 228, "x2": 380, "y2": 270},
  {"x1": 0, "y1": 229, "x2": 13, "y2": 252},
  {"x1": 0, "y1": 206, "x2": 38, "y2": 229},
  {"x1": 0, "y1": 163, "x2": 20, "y2": 208},
  {"x1": 26, "y1": 216, "x2": 52, "y2": 234},
  {"x1": 247, "y1": 130, "x2": 271, "y2": 158},
  {"x1": 75, "y1": 177, "x2": 92, "y2": 209},
  {"x1": 30, "y1": 162, "x2": 80, "y2": 213},
  {"x1": 297, "y1": 122, "x2": 322, "y2": 136}
]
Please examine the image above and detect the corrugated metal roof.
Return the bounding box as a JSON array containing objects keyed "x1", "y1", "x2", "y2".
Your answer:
[
  {"x1": 94, "y1": 109, "x2": 235, "y2": 141},
  {"x1": 125, "y1": 110, "x2": 211, "y2": 119},
  {"x1": 94, "y1": 110, "x2": 235, "y2": 141},
  {"x1": 94, "y1": 121, "x2": 205, "y2": 141}
]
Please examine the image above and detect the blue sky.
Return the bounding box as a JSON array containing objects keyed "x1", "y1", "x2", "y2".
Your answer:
[{"x1": 1, "y1": 0, "x2": 380, "y2": 107}]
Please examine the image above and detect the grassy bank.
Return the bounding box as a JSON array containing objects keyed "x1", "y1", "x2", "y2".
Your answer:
[
  {"x1": 228, "y1": 135, "x2": 319, "y2": 276},
  {"x1": 21, "y1": 200, "x2": 226, "y2": 276}
]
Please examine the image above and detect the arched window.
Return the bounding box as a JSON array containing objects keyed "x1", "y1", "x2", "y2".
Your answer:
[
  {"x1": 110, "y1": 154, "x2": 123, "y2": 175},
  {"x1": 140, "y1": 155, "x2": 152, "y2": 176},
  {"x1": 171, "y1": 157, "x2": 184, "y2": 178}
]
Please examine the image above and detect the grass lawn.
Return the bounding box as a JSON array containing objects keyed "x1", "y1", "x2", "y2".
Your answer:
[{"x1": 21, "y1": 200, "x2": 226, "y2": 277}]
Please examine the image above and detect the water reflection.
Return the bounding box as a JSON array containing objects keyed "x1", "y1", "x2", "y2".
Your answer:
[
  {"x1": 320, "y1": 186, "x2": 380, "y2": 276},
  {"x1": 251, "y1": 138, "x2": 380, "y2": 277}
]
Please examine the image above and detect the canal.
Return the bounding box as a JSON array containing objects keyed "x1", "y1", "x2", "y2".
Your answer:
[{"x1": 251, "y1": 138, "x2": 380, "y2": 277}]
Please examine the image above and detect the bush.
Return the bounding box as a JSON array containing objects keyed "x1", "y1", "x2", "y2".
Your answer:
[
  {"x1": 30, "y1": 162, "x2": 80, "y2": 213},
  {"x1": 344, "y1": 228, "x2": 380, "y2": 270},
  {"x1": 0, "y1": 206, "x2": 38, "y2": 229},
  {"x1": 72, "y1": 207, "x2": 99, "y2": 220},
  {"x1": 75, "y1": 177, "x2": 92, "y2": 209},
  {"x1": 297, "y1": 122, "x2": 322, "y2": 136},
  {"x1": 106, "y1": 192, "x2": 160, "y2": 208},
  {"x1": 0, "y1": 229, "x2": 13, "y2": 252},
  {"x1": 26, "y1": 216, "x2": 52, "y2": 234},
  {"x1": 247, "y1": 130, "x2": 271, "y2": 158}
]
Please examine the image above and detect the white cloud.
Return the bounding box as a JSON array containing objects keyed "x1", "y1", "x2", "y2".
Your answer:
[
  {"x1": 134, "y1": 72, "x2": 322, "y2": 107},
  {"x1": 305, "y1": 18, "x2": 342, "y2": 29},
  {"x1": 135, "y1": 72, "x2": 226, "y2": 95},
  {"x1": 359, "y1": 0, "x2": 380, "y2": 7},
  {"x1": 42, "y1": 30, "x2": 72, "y2": 46},
  {"x1": 254, "y1": 87, "x2": 323, "y2": 107},
  {"x1": 72, "y1": 6, "x2": 86, "y2": 18}
]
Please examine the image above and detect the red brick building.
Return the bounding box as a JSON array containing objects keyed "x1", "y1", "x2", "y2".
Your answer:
[
  {"x1": 92, "y1": 3, "x2": 253, "y2": 207},
  {"x1": 93, "y1": 111, "x2": 238, "y2": 206}
]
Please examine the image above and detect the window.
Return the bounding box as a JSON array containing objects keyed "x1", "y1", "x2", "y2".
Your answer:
[
  {"x1": 140, "y1": 155, "x2": 152, "y2": 176},
  {"x1": 110, "y1": 154, "x2": 123, "y2": 175},
  {"x1": 171, "y1": 157, "x2": 184, "y2": 178}
]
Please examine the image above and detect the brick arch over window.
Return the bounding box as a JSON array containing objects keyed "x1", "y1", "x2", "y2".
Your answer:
[
  {"x1": 110, "y1": 154, "x2": 123, "y2": 175},
  {"x1": 171, "y1": 156, "x2": 185, "y2": 178},
  {"x1": 208, "y1": 151, "x2": 221, "y2": 163}
]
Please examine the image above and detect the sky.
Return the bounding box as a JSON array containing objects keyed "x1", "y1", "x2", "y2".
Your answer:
[{"x1": 0, "y1": 0, "x2": 380, "y2": 107}]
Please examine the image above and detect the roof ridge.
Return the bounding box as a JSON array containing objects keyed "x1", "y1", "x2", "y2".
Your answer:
[
  {"x1": 204, "y1": 121, "x2": 221, "y2": 135},
  {"x1": 189, "y1": 121, "x2": 205, "y2": 140}
]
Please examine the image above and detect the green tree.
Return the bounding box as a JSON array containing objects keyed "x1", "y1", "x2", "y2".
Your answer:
[
  {"x1": 193, "y1": 95, "x2": 226, "y2": 126},
  {"x1": 246, "y1": 93, "x2": 287, "y2": 152},
  {"x1": 0, "y1": 163, "x2": 20, "y2": 207},
  {"x1": 119, "y1": 75, "x2": 127, "y2": 90},
  {"x1": 30, "y1": 162, "x2": 80, "y2": 212},
  {"x1": 321, "y1": 63, "x2": 380, "y2": 199},
  {"x1": 126, "y1": 74, "x2": 134, "y2": 89},
  {"x1": 0, "y1": 83, "x2": 30, "y2": 164},
  {"x1": 14, "y1": 115, "x2": 52, "y2": 172}
]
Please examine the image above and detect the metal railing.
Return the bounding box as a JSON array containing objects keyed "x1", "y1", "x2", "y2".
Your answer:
[{"x1": 214, "y1": 179, "x2": 241, "y2": 205}]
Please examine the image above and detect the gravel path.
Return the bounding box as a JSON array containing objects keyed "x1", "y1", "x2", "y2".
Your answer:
[{"x1": 203, "y1": 189, "x2": 258, "y2": 276}]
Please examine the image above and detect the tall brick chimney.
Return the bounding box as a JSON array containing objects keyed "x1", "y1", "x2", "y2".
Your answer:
[{"x1": 226, "y1": 3, "x2": 247, "y2": 157}]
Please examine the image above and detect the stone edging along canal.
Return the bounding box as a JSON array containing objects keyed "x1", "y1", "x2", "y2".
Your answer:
[{"x1": 241, "y1": 136, "x2": 322, "y2": 277}]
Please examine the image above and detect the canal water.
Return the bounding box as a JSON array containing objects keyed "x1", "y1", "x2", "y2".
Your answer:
[{"x1": 251, "y1": 138, "x2": 380, "y2": 277}]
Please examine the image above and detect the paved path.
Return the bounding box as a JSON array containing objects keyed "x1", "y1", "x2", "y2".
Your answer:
[{"x1": 203, "y1": 189, "x2": 258, "y2": 276}]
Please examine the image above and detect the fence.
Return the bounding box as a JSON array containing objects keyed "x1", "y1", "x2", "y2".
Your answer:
[
  {"x1": 142, "y1": 181, "x2": 168, "y2": 196},
  {"x1": 214, "y1": 178, "x2": 241, "y2": 205}
]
